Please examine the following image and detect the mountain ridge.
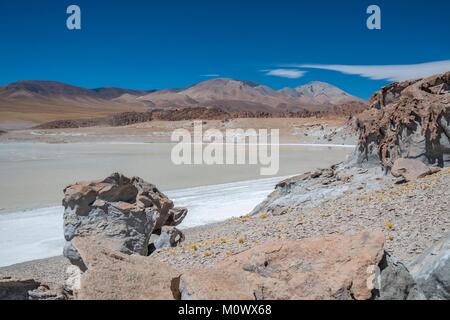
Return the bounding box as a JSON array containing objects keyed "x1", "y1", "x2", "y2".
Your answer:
[{"x1": 0, "y1": 78, "x2": 367, "y2": 128}]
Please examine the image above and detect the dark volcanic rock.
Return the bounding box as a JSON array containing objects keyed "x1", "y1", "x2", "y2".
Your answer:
[
  {"x1": 354, "y1": 72, "x2": 450, "y2": 170},
  {"x1": 0, "y1": 278, "x2": 40, "y2": 300},
  {"x1": 34, "y1": 118, "x2": 108, "y2": 129},
  {"x1": 109, "y1": 111, "x2": 153, "y2": 126}
]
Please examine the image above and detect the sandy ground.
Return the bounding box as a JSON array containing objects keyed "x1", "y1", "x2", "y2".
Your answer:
[
  {"x1": 0, "y1": 256, "x2": 70, "y2": 287},
  {"x1": 0, "y1": 98, "x2": 149, "y2": 130},
  {"x1": 0, "y1": 118, "x2": 356, "y2": 145}
]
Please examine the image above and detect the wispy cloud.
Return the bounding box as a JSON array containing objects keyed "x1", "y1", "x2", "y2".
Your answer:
[
  {"x1": 287, "y1": 60, "x2": 450, "y2": 82},
  {"x1": 201, "y1": 74, "x2": 220, "y2": 77},
  {"x1": 263, "y1": 69, "x2": 306, "y2": 79}
]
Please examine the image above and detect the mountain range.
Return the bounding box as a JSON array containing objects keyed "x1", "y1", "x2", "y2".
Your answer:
[{"x1": 0, "y1": 79, "x2": 366, "y2": 129}]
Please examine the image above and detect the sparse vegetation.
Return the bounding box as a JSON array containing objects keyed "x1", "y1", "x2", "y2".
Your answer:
[
  {"x1": 385, "y1": 222, "x2": 394, "y2": 231},
  {"x1": 203, "y1": 251, "x2": 213, "y2": 257},
  {"x1": 259, "y1": 212, "x2": 269, "y2": 220}
]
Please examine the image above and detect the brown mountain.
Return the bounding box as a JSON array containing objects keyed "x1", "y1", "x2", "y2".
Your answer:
[
  {"x1": 134, "y1": 78, "x2": 365, "y2": 112},
  {"x1": 0, "y1": 81, "x2": 153, "y2": 128},
  {"x1": 0, "y1": 79, "x2": 366, "y2": 129}
]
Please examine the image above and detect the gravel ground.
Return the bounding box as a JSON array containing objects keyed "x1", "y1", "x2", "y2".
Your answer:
[
  {"x1": 153, "y1": 167, "x2": 450, "y2": 270},
  {"x1": 0, "y1": 256, "x2": 70, "y2": 288}
]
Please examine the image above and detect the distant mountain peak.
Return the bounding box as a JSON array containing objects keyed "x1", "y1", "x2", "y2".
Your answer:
[
  {"x1": 0, "y1": 78, "x2": 366, "y2": 120},
  {"x1": 190, "y1": 78, "x2": 261, "y2": 87},
  {"x1": 293, "y1": 81, "x2": 361, "y2": 105},
  {"x1": 1, "y1": 80, "x2": 94, "y2": 97},
  {"x1": 0, "y1": 80, "x2": 155, "y2": 100},
  {"x1": 297, "y1": 81, "x2": 347, "y2": 93}
]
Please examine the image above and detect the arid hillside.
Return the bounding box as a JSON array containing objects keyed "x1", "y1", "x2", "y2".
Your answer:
[{"x1": 0, "y1": 79, "x2": 366, "y2": 129}]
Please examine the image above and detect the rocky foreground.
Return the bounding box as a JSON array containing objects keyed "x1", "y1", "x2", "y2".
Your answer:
[{"x1": 1, "y1": 72, "x2": 449, "y2": 300}]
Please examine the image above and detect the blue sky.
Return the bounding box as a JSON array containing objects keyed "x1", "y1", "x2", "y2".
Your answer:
[{"x1": 0, "y1": 0, "x2": 449, "y2": 99}]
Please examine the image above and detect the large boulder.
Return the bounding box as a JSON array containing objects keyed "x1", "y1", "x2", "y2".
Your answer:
[
  {"x1": 71, "y1": 237, "x2": 181, "y2": 300},
  {"x1": 179, "y1": 231, "x2": 418, "y2": 300},
  {"x1": 409, "y1": 233, "x2": 450, "y2": 300},
  {"x1": 354, "y1": 72, "x2": 450, "y2": 170},
  {"x1": 63, "y1": 173, "x2": 187, "y2": 269}
]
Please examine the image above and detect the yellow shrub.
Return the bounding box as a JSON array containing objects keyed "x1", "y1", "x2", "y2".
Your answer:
[
  {"x1": 385, "y1": 222, "x2": 394, "y2": 231},
  {"x1": 185, "y1": 243, "x2": 198, "y2": 252},
  {"x1": 259, "y1": 212, "x2": 269, "y2": 220}
]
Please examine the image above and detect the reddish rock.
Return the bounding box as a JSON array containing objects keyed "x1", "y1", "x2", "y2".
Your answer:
[
  {"x1": 354, "y1": 72, "x2": 450, "y2": 169},
  {"x1": 72, "y1": 237, "x2": 181, "y2": 300},
  {"x1": 391, "y1": 158, "x2": 441, "y2": 182},
  {"x1": 180, "y1": 231, "x2": 386, "y2": 300}
]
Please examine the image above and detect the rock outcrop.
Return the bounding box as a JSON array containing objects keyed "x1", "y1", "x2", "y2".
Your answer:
[
  {"x1": 250, "y1": 165, "x2": 387, "y2": 217},
  {"x1": 409, "y1": 233, "x2": 450, "y2": 300},
  {"x1": 63, "y1": 173, "x2": 187, "y2": 269},
  {"x1": 354, "y1": 72, "x2": 450, "y2": 170},
  {"x1": 179, "y1": 231, "x2": 418, "y2": 300},
  {"x1": 391, "y1": 158, "x2": 441, "y2": 182}
]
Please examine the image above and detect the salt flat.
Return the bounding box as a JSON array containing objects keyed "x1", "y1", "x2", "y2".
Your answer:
[
  {"x1": 0, "y1": 142, "x2": 352, "y2": 213},
  {"x1": 0, "y1": 141, "x2": 352, "y2": 267}
]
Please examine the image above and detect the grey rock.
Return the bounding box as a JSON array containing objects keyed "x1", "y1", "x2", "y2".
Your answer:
[
  {"x1": 409, "y1": 233, "x2": 450, "y2": 300},
  {"x1": 63, "y1": 173, "x2": 187, "y2": 266},
  {"x1": 150, "y1": 226, "x2": 185, "y2": 253},
  {"x1": 376, "y1": 253, "x2": 424, "y2": 300},
  {"x1": 250, "y1": 165, "x2": 387, "y2": 217},
  {"x1": 28, "y1": 285, "x2": 66, "y2": 300},
  {"x1": 63, "y1": 241, "x2": 86, "y2": 271}
]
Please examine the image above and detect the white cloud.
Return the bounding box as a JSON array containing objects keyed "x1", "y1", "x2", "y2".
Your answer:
[
  {"x1": 264, "y1": 69, "x2": 306, "y2": 79},
  {"x1": 201, "y1": 74, "x2": 220, "y2": 77},
  {"x1": 288, "y1": 60, "x2": 450, "y2": 82}
]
